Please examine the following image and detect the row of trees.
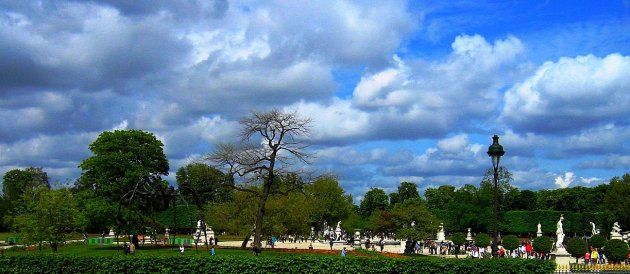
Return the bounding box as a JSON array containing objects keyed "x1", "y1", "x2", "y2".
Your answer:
[
  {"x1": 422, "y1": 171, "x2": 630, "y2": 236},
  {"x1": 1, "y1": 109, "x2": 628, "y2": 252}
]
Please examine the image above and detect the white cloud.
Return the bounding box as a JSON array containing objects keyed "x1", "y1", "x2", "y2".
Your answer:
[
  {"x1": 554, "y1": 172, "x2": 575, "y2": 188},
  {"x1": 502, "y1": 53, "x2": 630, "y2": 133}
]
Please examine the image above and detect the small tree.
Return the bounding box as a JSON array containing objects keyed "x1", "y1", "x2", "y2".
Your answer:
[
  {"x1": 13, "y1": 187, "x2": 80, "y2": 252},
  {"x1": 532, "y1": 236, "x2": 553, "y2": 258},
  {"x1": 207, "y1": 109, "x2": 312, "y2": 249},
  {"x1": 451, "y1": 232, "x2": 466, "y2": 258},
  {"x1": 589, "y1": 234, "x2": 607, "y2": 249},
  {"x1": 475, "y1": 233, "x2": 491, "y2": 248},
  {"x1": 566, "y1": 237, "x2": 588, "y2": 263},
  {"x1": 502, "y1": 235, "x2": 520, "y2": 256},
  {"x1": 602, "y1": 239, "x2": 629, "y2": 264}
]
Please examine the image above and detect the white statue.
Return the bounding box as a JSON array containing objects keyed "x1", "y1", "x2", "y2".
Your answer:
[
  {"x1": 556, "y1": 215, "x2": 565, "y2": 248},
  {"x1": 537, "y1": 222, "x2": 542, "y2": 233},
  {"x1": 439, "y1": 223, "x2": 444, "y2": 232},
  {"x1": 590, "y1": 222, "x2": 600, "y2": 235},
  {"x1": 612, "y1": 222, "x2": 622, "y2": 234},
  {"x1": 411, "y1": 221, "x2": 415, "y2": 227},
  {"x1": 336, "y1": 221, "x2": 341, "y2": 229}
]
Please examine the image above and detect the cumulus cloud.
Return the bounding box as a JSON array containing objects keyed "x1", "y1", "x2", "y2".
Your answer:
[
  {"x1": 554, "y1": 172, "x2": 575, "y2": 188},
  {"x1": 501, "y1": 53, "x2": 630, "y2": 134}
]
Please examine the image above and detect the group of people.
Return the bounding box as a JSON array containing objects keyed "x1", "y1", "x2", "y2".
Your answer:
[{"x1": 582, "y1": 247, "x2": 606, "y2": 265}]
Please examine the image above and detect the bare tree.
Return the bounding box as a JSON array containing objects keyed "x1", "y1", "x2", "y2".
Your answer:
[{"x1": 207, "y1": 109, "x2": 312, "y2": 249}]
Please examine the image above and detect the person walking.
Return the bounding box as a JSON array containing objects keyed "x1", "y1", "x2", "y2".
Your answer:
[
  {"x1": 329, "y1": 238, "x2": 334, "y2": 250},
  {"x1": 341, "y1": 247, "x2": 347, "y2": 257}
]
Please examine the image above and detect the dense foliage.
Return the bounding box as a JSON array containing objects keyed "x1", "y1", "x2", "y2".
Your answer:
[
  {"x1": 602, "y1": 239, "x2": 629, "y2": 263},
  {"x1": 475, "y1": 233, "x2": 491, "y2": 247},
  {"x1": 532, "y1": 236, "x2": 553, "y2": 255},
  {"x1": 501, "y1": 235, "x2": 520, "y2": 252},
  {"x1": 0, "y1": 254, "x2": 556, "y2": 274},
  {"x1": 589, "y1": 234, "x2": 607, "y2": 249},
  {"x1": 565, "y1": 238, "x2": 588, "y2": 261}
]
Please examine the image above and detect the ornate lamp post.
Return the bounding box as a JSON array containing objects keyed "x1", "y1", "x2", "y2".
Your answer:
[{"x1": 487, "y1": 135, "x2": 505, "y2": 257}]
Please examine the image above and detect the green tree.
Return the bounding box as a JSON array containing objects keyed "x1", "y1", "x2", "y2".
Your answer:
[
  {"x1": 396, "y1": 182, "x2": 420, "y2": 204},
  {"x1": 2, "y1": 167, "x2": 50, "y2": 222},
  {"x1": 532, "y1": 236, "x2": 553, "y2": 255},
  {"x1": 176, "y1": 163, "x2": 230, "y2": 206},
  {"x1": 74, "y1": 190, "x2": 117, "y2": 233},
  {"x1": 502, "y1": 235, "x2": 520, "y2": 254},
  {"x1": 78, "y1": 129, "x2": 169, "y2": 248},
  {"x1": 589, "y1": 234, "x2": 607, "y2": 249},
  {"x1": 424, "y1": 185, "x2": 455, "y2": 211},
  {"x1": 207, "y1": 109, "x2": 312, "y2": 249},
  {"x1": 566, "y1": 237, "x2": 588, "y2": 264},
  {"x1": 360, "y1": 188, "x2": 389, "y2": 217},
  {"x1": 604, "y1": 173, "x2": 630, "y2": 229},
  {"x1": 304, "y1": 176, "x2": 353, "y2": 232},
  {"x1": 13, "y1": 187, "x2": 80, "y2": 252},
  {"x1": 450, "y1": 232, "x2": 466, "y2": 258},
  {"x1": 602, "y1": 239, "x2": 629, "y2": 263},
  {"x1": 475, "y1": 233, "x2": 491, "y2": 248}
]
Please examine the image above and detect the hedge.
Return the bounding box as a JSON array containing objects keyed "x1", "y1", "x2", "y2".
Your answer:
[
  {"x1": 501, "y1": 211, "x2": 612, "y2": 235},
  {"x1": 0, "y1": 254, "x2": 556, "y2": 274}
]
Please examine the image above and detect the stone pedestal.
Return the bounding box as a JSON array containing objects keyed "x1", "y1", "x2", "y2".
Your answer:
[
  {"x1": 466, "y1": 228, "x2": 472, "y2": 241},
  {"x1": 610, "y1": 232, "x2": 622, "y2": 240},
  {"x1": 437, "y1": 231, "x2": 445, "y2": 242},
  {"x1": 553, "y1": 247, "x2": 572, "y2": 266}
]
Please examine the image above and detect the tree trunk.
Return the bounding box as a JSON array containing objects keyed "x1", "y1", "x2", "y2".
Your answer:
[
  {"x1": 50, "y1": 242, "x2": 58, "y2": 252},
  {"x1": 253, "y1": 178, "x2": 273, "y2": 249},
  {"x1": 241, "y1": 233, "x2": 251, "y2": 248},
  {"x1": 132, "y1": 234, "x2": 139, "y2": 249}
]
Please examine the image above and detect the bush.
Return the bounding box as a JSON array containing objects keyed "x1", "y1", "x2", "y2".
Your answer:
[
  {"x1": 589, "y1": 234, "x2": 607, "y2": 249},
  {"x1": 0, "y1": 253, "x2": 556, "y2": 274},
  {"x1": 565, "y1": 238, "x2": 588, "y2": 262},
  {"x1": 450, "y1": 232, "x2": 466, "y2": 247},
  {"x1": 532, "y1": 236, "x2": 553, "y2": 254},
  {"x1": 603, "y1": 239, "x2": 629, "y2": 263},
  {"x1": 502, "y1": 235, "x2": 520, "y2": 252},
  {"x1": 475, "y1": 233, "x2": 491, "y2": 248}
]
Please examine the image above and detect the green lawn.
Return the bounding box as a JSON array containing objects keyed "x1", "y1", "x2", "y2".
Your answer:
[{"x1": 2, "y1": 242, "x2": 338, "y2": 258}]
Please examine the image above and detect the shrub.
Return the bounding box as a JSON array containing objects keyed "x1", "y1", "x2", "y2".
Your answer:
[
  {"x1": 602, "y1": 239, "x2": 629, "y2": 263},
  {"x1": 450, "y1": 232, "x2": 466, "y2": 247},
  {"x1": 475, "y1": 233, "x2": 491, "y2": 248},
  {"x1": 589, "y1": 234, "x2": 606, "y2": 249},
  {"x1": 502, "y1": 235, "x2": 520, "y2": 252},
  {"x1": 532, "y1": 236, "x2": 553, "y2": 254},
  {"x1": 565, "y1": 238, "x2": 588, "y2": 263},
  {"x1": 0, "y1": 253, "x2": 556, "y2": 274}
]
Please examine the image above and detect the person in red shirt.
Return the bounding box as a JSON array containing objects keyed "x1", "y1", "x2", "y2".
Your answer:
[
  {"x1": 584, "y1": 251, "x2": 591, "y2": 264},
  {"x1": 525, "y1": 242, "x2": 532, "y2": 257}
]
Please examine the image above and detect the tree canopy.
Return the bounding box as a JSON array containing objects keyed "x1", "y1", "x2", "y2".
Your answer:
[{"x1": 78, "y1": 129, "x2": 169, "y2": 246}]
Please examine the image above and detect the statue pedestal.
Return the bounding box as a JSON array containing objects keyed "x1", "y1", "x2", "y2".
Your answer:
[
  {"x1": 536, "y1": 232, "x2": 542, "y2": 237},
  {"x1": 553, "y1": 247, "x2": 572, "y2": 266},
  {"x1": 610, "y1": 232, "x2": 622, "y2": 240},
  {"x1": 437, "y1": 232, "x2": 445, "y2": 242}
]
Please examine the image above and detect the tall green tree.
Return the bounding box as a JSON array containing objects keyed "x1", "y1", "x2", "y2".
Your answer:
[
  {"x1": 13, "y1": 187, "x2": 80, "y2": 252},
  {"x1": 78, "y1": 129, "x2": 169, "y2": 248},
  {"x1": 305, "y1": 176, "x2": 353, "y2": 232},
  {"x1": 207, "y1": 109, "x2": 312, "y2": 249},
  {"x1": 394, "y1": 182, "x2": 420, "y2": 204},
  {"x1": 360, "y1": 188, "x2": 389, "y2": 217},
  {"x1": 424, "y1": 185, "x2": 455, "y2": 211},
  {"x1": 176, "y1": 163, "x2": 230, "y2": 206},
  {"x1": 2, "y1": 167, "x2": 50, "y2": 220},
  {"x1": 604, "y1": 173, "x2": 630, "y2": 229}
]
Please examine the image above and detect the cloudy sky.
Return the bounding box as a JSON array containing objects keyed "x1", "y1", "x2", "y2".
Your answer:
[{"x1": 1, "y1": 0, "x2": 629, "y2": 201}]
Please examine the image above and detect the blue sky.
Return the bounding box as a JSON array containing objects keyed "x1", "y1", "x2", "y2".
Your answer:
[{"x1": 0, "y1": 0, "x2": 629, "y2": 201}]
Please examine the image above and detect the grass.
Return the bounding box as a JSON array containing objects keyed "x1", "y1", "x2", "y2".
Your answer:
[{"x1": 1, "y1": 242, "x2": 341, "y2": 258}]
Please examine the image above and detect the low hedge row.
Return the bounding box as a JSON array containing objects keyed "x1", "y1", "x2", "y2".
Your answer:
[{"x1": 0, "y1": 254, "x2": 555, "y2": 274}]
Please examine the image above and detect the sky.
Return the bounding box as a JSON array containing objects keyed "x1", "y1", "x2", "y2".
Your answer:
[{"x1": 1, "y1": 0, "x2": 629, "y2": 202}]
